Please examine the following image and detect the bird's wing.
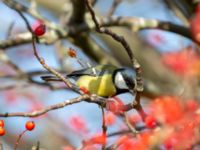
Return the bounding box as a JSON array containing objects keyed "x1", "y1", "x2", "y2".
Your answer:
[
  {"x1": 41, "y1": 65, "x2": 118, "y2": 81},
  {"x1": 41, "y1": 75, "x2": 62, "y2": 81},
  {"x1": 41, "y1": 66, "x2": 103, "y2": 82},
  {"x1": 66, "y1": 67, "x2": 97, "y2": 77},
  {"x1": 67, "y1": 65, "x2": 117, "y2": 77}
]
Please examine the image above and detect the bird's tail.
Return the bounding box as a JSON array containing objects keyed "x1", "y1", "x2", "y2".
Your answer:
[{"x1": 41, "y1": 75, "x2": 62, "y2": 82}]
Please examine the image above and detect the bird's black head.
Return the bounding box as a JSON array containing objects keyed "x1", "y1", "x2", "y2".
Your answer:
[{"x1": 113, "y1": 67, "x2": 136, "y2": 94}]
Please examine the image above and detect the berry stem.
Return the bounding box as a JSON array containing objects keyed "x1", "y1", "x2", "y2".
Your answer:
[
  {"x1": 0, "y1": 140, "x2": 3, "y2": 150},
  {"x1": 14, "y1": 129, "x2": 27, "y2": 150}
]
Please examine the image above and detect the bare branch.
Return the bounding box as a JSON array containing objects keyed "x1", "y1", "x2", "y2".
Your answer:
[
  {"x1": 0, "y1": 95, "x2": 89, "y2": 117},
  {"x1": 0, "y1": 16, "x2": 191, "y2": 49}
]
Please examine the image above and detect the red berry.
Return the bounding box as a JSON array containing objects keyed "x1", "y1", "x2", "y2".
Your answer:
[
  {"x1": 33, "y1": 21, "x2": 46, "y2": 36},
  {"x1": 0, "y1": 127, "x2": 5, "y2": 136},
  {"x1": 144, "y1": 115, "x2": 157, "y2": 128},
  {"x1": 68, "y1": 48, "x2": 77, "y2": 58},
  {"x1": 25, "y1": 121, "x2": 35, "y2": 131},
  {"x1": 0, "y1": 120, "x2": 4, "y2": 127},
  {"x1": 164, "y1": 137, "x2": 178, "y2": 150}
]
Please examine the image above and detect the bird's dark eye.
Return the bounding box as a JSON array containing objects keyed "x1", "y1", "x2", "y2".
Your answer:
[
  {"x1": 125, "y1": 78, "x2": 135, "y2": 89},
  {"x1": 122, "y1": 73, "x2": 135, "y2": 89}
]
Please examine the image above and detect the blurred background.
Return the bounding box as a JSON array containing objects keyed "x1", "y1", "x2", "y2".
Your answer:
[{"x1": 0, "y1": 0, "x2": 199, "y2": 149}]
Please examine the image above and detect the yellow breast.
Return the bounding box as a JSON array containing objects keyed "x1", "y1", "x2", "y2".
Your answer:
[{"x1": 76, "y1": 74, "x2": 116, "y2": 97}]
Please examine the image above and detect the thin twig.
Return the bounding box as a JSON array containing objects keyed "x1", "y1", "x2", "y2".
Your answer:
[
  {"x1": 101, "y1": 106, "x2": 107, "y2": 150},
  {"x1": 36, "y1": 141, "x2": 40, "y2": 150},
  {"x1": 123, "y1": 113, "x2": 138, "y2": 135},
  {"x1": 6, "y1": 21, "x2": 15, "y2": 38},
  {"x1": 0, "y1": 50, "x2": 23, "y2": 75},
  {"x1": 14, "y1": 129, "x2": 27, "y2": 150},
  {"x1": 3, "y1": 0, "x2": 64, "y2": 32},
  {"x1": 0, "y1": 141, "x2": 3, "y2": 150},
  {"x1": 0, "y1": 20, "x2": 24, "y2": 76},
  {"x1": 107, "y1": 0, "x2": 122, "y2": 17}
]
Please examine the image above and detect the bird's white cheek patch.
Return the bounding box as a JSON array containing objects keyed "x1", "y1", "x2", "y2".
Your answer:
[{"x1": 115, "y1": 72, "x2": 128, "y2": 89}]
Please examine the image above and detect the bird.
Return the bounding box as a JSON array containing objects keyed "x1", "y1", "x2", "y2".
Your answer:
[{"x1": 41, "y1": 65, "x2": 136, "y2": 97}]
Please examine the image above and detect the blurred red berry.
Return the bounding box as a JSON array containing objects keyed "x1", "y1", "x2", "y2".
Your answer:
[
  {"x1": 185, "y1": 121, "x2": 195, "y2": 130},
  {"x1": 190, "y1": 14, "x2": 200, "y2": 44},
  {"x1": 69, "y1": 115, "x2": 88, "y2": 134},
  {"x1": 25, "y1": 121, "x2": 35, "y2": 131},
  {"x1": 62, "y1": 146, "x2": 74, "y2": 150},
  {"x1": 162, "y1": 50, "x2": 190, "y2": 75},
  {"x1": 195, "y1": 4, "x2": 200, "y2": 14},
  {"x1": 185, "y1": 100, "x2": 198, "y2": 112},
  {"x1": 138, "y1": 131, "x2": 151, "y2": 146},
  {"x1": 105, "y1": 112, "x2": 116, "y2": 126},
  {"x1": 33, "y1": 21, "x2": 46, "y2": 36},
  {"x1": 4, "y1": 89, "x2": 18, "y2": 104},
  {"x1": 118, "y1": 138, "x2": 138, "y2": 150},
  {"x1": 106, "y1": 97, "x2": 125, "y2": 114},
  {"x1": 0, "y1": 127, "x2": 5, "y2": 136},
  {"x1": 161, "y1": 46, "x2": 200, "y2": 77},
  {"x1": 85, "y1": 133, "x2": 106, "y2": 145},
  {"x1": 164, "y1": 137, "x2": 177, "y2": 150},
  {"x1": 90, "y1": 133, "x2": 106, "y2": 145},
  {"x1": 117, "y1": 135, "x2": 129, "y2": 146},
  {"x1": 0, "y1": 120, "x2": 4, "y2": 127},
  {"x1": 148, "y1": 33, "x2": 164, "y2": 46},
  {"x1": 144, "y1": 115, "x2": 157, "y2": 128},
  {"x1": 150, "y1": 96, "x2": 184, "y2": 124},
  {"x1": 128, "y1": 114, "x2": 141, "y2": 125},
  {"x1": 68, "y1": 48, "x2": 77, "y2": 58},
  {"x1": 195, "y1": 114, "x2": 200, "y2": 125}
]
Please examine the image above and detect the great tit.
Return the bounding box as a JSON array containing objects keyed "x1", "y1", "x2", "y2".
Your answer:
[{"x1": 41, "y1": 65, "x2": 136, "y2": 97}]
